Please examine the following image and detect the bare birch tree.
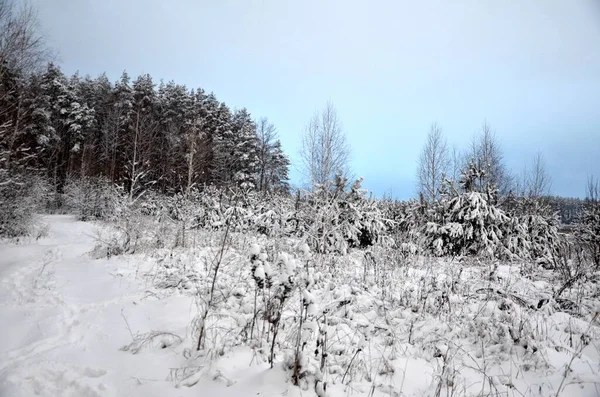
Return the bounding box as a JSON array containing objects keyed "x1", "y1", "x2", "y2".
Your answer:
[
  {"x1": 0, "y1": 0, "x2": 50, "y2": 76},
  {"x1": 299, "y1": 102, "x2": 350, "y2": 190},
  {"x1": 1, "y1": 0, "x2": 51, "y2": 175},
  {"x1": 449, "y1": 145, "x2": 464, "y2": 186},
  {"x1": 586, "y1": 175, "x2": 599, "y2": 202},
  {"x1": 468, "y1": 121, "x2": 512, "y2": 195},
  {"x1": 417, "y1": 122, "x2": 449, "y2": 201},
  {"x1": 524, "y1": 151, "x2": 552, "y2": 198}
]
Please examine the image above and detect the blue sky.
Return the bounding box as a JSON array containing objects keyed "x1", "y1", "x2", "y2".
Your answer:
[{"x1": 32, "y1": 0, "x2": 600, "y2": 199}]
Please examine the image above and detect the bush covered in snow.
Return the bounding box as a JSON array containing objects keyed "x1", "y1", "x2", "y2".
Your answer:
[
  {"x1": 575, "y1": 197, "x2": 600, "y2": 268},
  {"x1": 89, "y1": 178, "x2": 393, "y2": 259},
  {"x1": 423, "y1": 189, "x2": 510, "y2": 257},
  {"x1": 504, "y1": 197, "x2": 560, "y2": 263},
  {"x1": 64, "y1": 176, "x2": 126, "y2": 221},
  {"x1": 295, "y1": 176, "x2": 392, "y2": 254},
  {"x1": 388, "y1": 163, "x2": 562, "y2": 262},
  {"x1": 0, "y1": 173, "x2": 49, "y2": 238}
]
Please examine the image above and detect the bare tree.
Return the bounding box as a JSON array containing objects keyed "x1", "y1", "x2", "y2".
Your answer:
[
  {"x1": 0, "y1": 0, "x2": 51, "y2": 175},
  {"x1": 449, "y1": 145, "x2": 463, "y2": 185},
  {"x1": 299, "y1": 102, "x2": 350, "y2": 190},
  {"x1": 468, "y1": 121, "x2": 512, "y2": 195},
  {"x1": 524, "y1": 151, "x2": 552, "y2": 198},
  {"x1": 0, "y1": 0, "x2": 50, "y2": 77},
  {"x1": 586, "y1": 175, "x2": 599, "y2": 202},
  {"x1": 417, "y1": 122, "x2": 449, "y2": 201}
]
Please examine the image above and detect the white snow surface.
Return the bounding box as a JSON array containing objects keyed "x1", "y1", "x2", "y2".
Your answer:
[
  {"x1": 0, "y1": 215, "x2": 599, "y2": 397},
  {"x1": 0, "y1": 216, "x2": 287, "y2": 397}
]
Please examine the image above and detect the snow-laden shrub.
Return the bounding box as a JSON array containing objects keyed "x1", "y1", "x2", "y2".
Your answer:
[
  {"x1": 298, "y1": 176, "x2": 392, "y2": 254},
  {"x1": 506, "y1": 198, "x2": 560, "y2": 262},
  {"x1": 253, "y1": 193, "x2": 295, "y2": 237},
  {"x1": 93, "y1": 181, "x2": 391, "y2": 258},
  {"x1": 162, "y1": 187, "x2": 217, "y2": 226},
  {"x1": 418, "y1": 164, "x2": 560, "y2": 260},
  {"x1": 152, "y1": 179, "x2": 392, "y2": 255},
  {"x1": 247, "y1": 243, "x2": 333, "y2": 394},
  {"x1": 90, "y1": 192, "x2": 173, "y2": 257},
  {"x1": 163, "y1": 187, "x2": 258, "y2": 233},
  {"x1": 575, "y1": 198, "x2": 600, "y2": 268},
  {"x1": 381, "y1": 198, "x2": 424, "y2": 255},
  {"x1": 423, "y1": 190, "x2": 510, "y2": 258},
  {"x1": 0, "y1": 173, "x2": 49, "y2": 237},
  {"x1": 64, "y1": 176, "x2": 125, "y2": 221}
]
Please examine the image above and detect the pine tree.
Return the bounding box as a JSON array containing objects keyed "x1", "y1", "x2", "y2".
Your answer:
[
  {"x1": 70, "y1": 73, "x2": 113, "y2": 176},
  {"x1": 84, "y1": 73, "x2": 113, "y2": 176},
  {"x1": 424, "y1": 162, "x2": 511, "y2": 257},
  {"x1": 28, "y1": 63, "x2": 93, "y2": 189},
  {"x1": 126, "y1": 73, "x2": 158, "y2": 200},
  {"x1": 268, "y1": 140, "x2": 291, "y2": 194},
  {"x1": 468, "y1": 122, "x2": 512, "y2": 196},
  {"x1": 157, "y1": 81, "x2": 195, "y2": 191},
  {"x1": 104, "y1": 71, "x2": 133, "y2": 182},
  {"x1": 65, "y1": 73, "x2": 96, "y2": 178},
  {"x1": 197, "y1": 94, "x2": 229, "y2": 186},
  {"x1": 229, "y1": 108, "x2": 259, "y2": 189},
  {"x1": 23, "y1": 66, "x2": 58, "y2": 174}
]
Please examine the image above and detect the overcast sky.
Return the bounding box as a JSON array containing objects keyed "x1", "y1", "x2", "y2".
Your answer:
[{"x1": 32, "y1": 0, "x2": 600, "y2": 199}]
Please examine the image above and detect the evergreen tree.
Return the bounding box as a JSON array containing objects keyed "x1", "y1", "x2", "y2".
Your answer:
[
  {"x1": 85, "y1": 73, "x2": 113, "y2": 176},
  {"x1": 424, "y1": 162, "x2": 511, "y2": 257},
  {"x1": 28, "y1": 63, "x2": 93, "y2": 188},
  {"x1": 157, "y1": 81, "x2": 195, "y2": 191},
  {"x1": 125, "y1": 73, "x2": 158, "y2": 199},
  {"x1": 268, "y1": 140, "x2": 290, "y2": 194},
  {"x1": 228, "y1": 108, "x2": 259, "y2": 189},
  {"x1": 104, "y1": 71, "x2": 133, "y2": 182},
  {"x1": 193, "y1": 93, "x2": 227, "y2": 186}
]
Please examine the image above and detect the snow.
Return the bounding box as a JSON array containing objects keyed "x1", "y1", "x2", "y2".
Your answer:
[
  {"x1": 0, "y1": 216, "x2": 206, "y2": 396},
  {"x1": 1, "y1": 215, "x2": 599, "y2": 397},
  {"x1": 249, "y1": 243, "x2": 260, "y2": 256},
  {"x1": 253, "y1": 264, "x2": 265, "y2": 280}
]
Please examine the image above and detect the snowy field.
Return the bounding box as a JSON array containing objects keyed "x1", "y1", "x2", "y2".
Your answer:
[{"x1": 1, "y1": 215, "x2": 599, "y2": 397}]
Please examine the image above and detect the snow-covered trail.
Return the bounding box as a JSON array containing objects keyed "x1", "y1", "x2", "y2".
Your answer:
[
  {"x1": 0, "y1": 216, "x2": 189, "y2": 396},
  {"x1": 0, "y1": 215, "x2": 293, "y2": 397}
]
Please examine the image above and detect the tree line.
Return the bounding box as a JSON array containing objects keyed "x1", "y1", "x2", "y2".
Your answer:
[
  {"x1": 1, "y1": 1, "x2": 291, "y2": 203},
  {"x1": 1, "y1": 61, "x2": 291, "y2": 196}
]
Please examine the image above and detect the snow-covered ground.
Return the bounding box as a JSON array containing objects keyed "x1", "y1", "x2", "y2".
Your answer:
[
  {"x1": 0, "y1": 216, "x2": 279, "y2": 397},
  {"x1": 1, "y1": 215, "x2": 599, "y2": 396}
]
